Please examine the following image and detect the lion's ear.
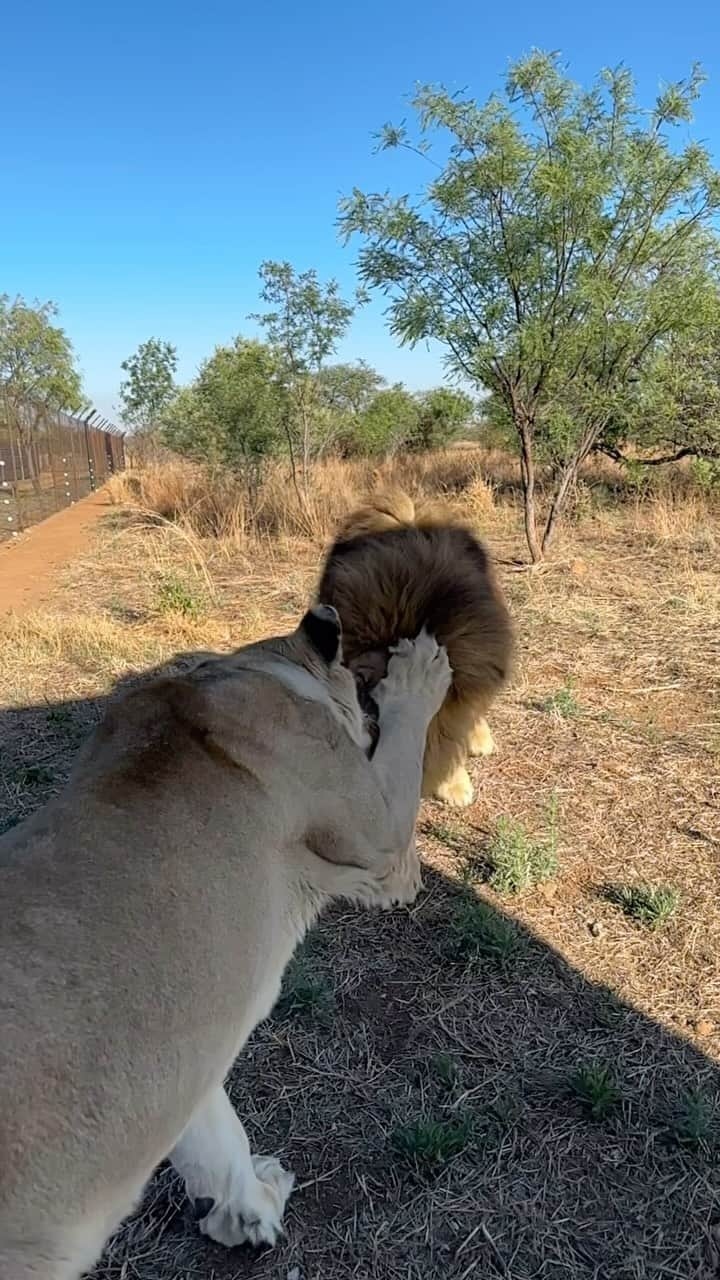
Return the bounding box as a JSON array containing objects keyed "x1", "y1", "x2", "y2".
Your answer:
[{"x1": 301, "y1": 605, "x2": 342, "y2": 664}]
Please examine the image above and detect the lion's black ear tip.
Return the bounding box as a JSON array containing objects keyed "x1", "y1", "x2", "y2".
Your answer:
[
  {"x1": 311, "y1": 603, "x2": 340, "y2": 627},
  {"x1": 301, "y1": 604, "x2": 342, "y2": 663}
]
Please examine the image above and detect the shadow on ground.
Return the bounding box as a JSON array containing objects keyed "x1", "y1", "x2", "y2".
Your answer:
[{"x1": 1, "y1": 662, "x2": 719, "y2": 1280}]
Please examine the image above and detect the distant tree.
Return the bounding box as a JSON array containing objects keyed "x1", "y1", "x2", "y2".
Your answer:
[
  {"x1": 356, "y1": 385, "x2": 420, "y2": 455},
  {"x1": 315, "y1": 360, "x2": 385, "y2": 453},
  {"x1": 0, "y1": 295, "x2": 84, "y2": 492},
  {"x1": 159, "y1": 386, "x2": 214, "y2": 460},
  {"x1": 316, "y1": 360, "x2": 385, "y2": 418},
  {"x1": 161, "y1": 339, "x2": 286, "y2": 467},
  {"x1": 119, "y1": 338, "x2": 178, "y2": 436},
  {"x1": 251, "y1": 261, "x2": 362, "y2": 488},
  {"x1": 341, "y1": 53, "x2": 720, "y2": 560},
  {"x1": 411, "y1": 387, "x2": 474, "y2": 451}
]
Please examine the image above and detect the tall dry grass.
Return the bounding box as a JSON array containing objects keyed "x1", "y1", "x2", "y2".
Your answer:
[
  {"x1": 106, "y1": 447, "x2": 720, "y2": 557},
  {"x1": 107, "y1": 451, "x2": 500, "y2": 545}
]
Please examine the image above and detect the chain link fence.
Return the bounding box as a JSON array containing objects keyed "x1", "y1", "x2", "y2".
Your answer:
[{"x1": 0, "y1": 401, "x2": 125, "y2": 543}]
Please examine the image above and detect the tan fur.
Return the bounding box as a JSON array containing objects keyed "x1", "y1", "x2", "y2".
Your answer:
[
  {"x1": 317, "y1": 488, "x2": 514, "y2": 808},
  {"x1": 0, "y1": 609, "x2": 451, "y2": 1280}
]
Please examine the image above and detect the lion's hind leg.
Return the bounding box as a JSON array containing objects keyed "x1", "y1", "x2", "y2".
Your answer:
[
  {"x1": 466, "y1": 716, "x2": 495, "y2": 758},
  {"x1": 422, "y1": 705, "x2": 475, "y2": 808}
]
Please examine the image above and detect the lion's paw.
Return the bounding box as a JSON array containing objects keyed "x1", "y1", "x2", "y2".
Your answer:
[
  {"x1": 378, "y1": 629, "x2": 452, "y2": 719},
  {"x1": 467, "y1": 719, "x2": 495, "y2": 758},
  {"x1": 434, "y1": 767, "x2": 474, "y2": 808},
  {"x1": 196, "y1": 1157, "x2": 294, "y2": 1249},
  {"x1": 381, "y1": 839, "x2": 423, "y2": 908}
]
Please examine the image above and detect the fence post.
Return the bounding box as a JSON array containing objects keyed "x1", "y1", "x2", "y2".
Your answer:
[
  {"x1": 85, "y1": 421, "x2": 95, "y2": 491},
  {"x1": 61, "y1": 433, "x2": 72, "y2": 507}
]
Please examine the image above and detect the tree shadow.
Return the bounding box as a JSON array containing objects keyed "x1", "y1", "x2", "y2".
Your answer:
[{"x1": 1, "y1": 662, "x2": 719, "y2": 1279}]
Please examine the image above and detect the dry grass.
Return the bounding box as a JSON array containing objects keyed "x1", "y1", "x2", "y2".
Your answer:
[
  {"x1": 2, "y1": 448, "x2": 720, "y2": 1277},
  {"x1": 106, "y1": 450, "x2": 502, "y2": 545}
]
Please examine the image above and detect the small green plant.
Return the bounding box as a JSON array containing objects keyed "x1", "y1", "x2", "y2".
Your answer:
[
  {"x1": 46, "y1": 706, "x2": 73, "y2": 727},
  {"x1": 155, "y1": 574, "x2": 204, "y2": 620},
  {"x1": 449, "y1": 893, "x2": 520, "y2": 962},
  {"x1": 672, "y1": 1088, "x2": 718, "y2": 1151},
  {"x1": 274, "y1": 957, "x2": 334, "y2": 1024},
  {"x1": 486, "y1": 800, "x2": 559, "y2": 896},
  {"x1": 392, "y1": 1114, "x2": 473, "y2": 1166},
  {"x1": 604, "y1": 883, "x2": 679, "y2": 930},
  {"x1": 12, "y1": 765, "x2": 55, "y2": 787},
  {"x1": 569, "y1": 1063, "x2": 621, "y2": 1120},
  {"x1": 429, "y1": 1052, "x2": 459, "y2": 1091},
  {"x1": 46, "y1": 706, "x2": 85, "y2": 744},
  {"x1": 622, "y1": 458, "x2": 651, "y2": 495},
  {"x1": 690, "y1": 456, "x2": 720, "y2": 492},
  {"x1": 541, "y1": 683, "x2": 582, "y2": 719}
]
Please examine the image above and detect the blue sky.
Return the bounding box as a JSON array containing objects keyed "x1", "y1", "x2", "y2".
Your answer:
[{"x1": 1, "y1": 0, "x2": 719, "y2": 420}]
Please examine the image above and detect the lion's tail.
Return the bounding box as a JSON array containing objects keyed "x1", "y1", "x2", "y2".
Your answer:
[{"x1": 336, "y1": 487, "x2": 455, "y2": 541}]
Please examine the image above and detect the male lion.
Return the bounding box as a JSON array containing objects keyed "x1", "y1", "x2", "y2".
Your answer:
[
  {"x1": 0, "y1": 607, "x2": 450, "y2": 1280},
  {"x1": 317, "y1": 488, "x2": 513, "y2": 807}
]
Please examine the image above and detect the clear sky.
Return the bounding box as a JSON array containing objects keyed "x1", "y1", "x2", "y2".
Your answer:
[{"x1": 1, "y1": 0, "x2": 718, "y2": 420}]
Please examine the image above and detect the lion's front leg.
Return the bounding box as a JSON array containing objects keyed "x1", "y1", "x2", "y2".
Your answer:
[
  {"x1": 362, "y1": 632, "x2": 451, "y2": 904},
  {"x1": 381, "y1": 831, "x2": 423, "y2": 907},
  {"x1": 170, "y1": 1086, "x2": 294, "y2": 1249},
  {"x1": 298, "y1": 632, "x2": 450, "y2": 910},
  {"x1": 371, "y1": 630, "x2": 453, "y2": 834}
]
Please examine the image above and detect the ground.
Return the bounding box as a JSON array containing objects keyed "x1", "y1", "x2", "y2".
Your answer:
[
  {"x1": 0, "y1": 487, "x2": 110, "y2": 612},
  {"x1": 1, "y1": 454, "x2": 719, "y2": 1279}
]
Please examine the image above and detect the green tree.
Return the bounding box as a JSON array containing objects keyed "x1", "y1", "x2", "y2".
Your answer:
[
  {"x1": 0, "y1": 295, "x2": 84, "y2": 492},
  {"x1": 412, "y1": 387, "x2": 474, "y2": 451},
  {"x1": 604, "y1": 305, "x2": 720, "y2": 469},
  {"x1": 315, "y1": 360, "x2": 385, "y2": 453},
  {"x1": 356, "y1": 385, "x2": 420, "y2": 455},
  {"x1": 161, "y1": 339, "x2": 286, "y2": 466},
  {"x1": 340, "y1": 53, "x2": 720, "y2": 560},
  {"x1": 119, "y1": 338, "x2": 178, "y2": 435},
  {"x1": 251, "y1": 261, "x2": 362, "y2": 486},
  {"x1": 159, "y1": 386, "x2": 214, "y2": 460},
  {"x1": 316, "y1": 360, "x2": 384, "y2": 418}
]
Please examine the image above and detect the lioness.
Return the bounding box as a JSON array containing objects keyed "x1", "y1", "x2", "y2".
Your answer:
[
  {"x1": 0, "y1": 607, "x2": 451, "y2": 1280},
  {"x1": 317, "y1": 488, "x2": 513, "y2": 807}
]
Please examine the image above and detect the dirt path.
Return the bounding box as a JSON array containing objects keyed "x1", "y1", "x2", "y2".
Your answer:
[{"x1": 0, "y1": 490, "x2": 111, "y2": 615}]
